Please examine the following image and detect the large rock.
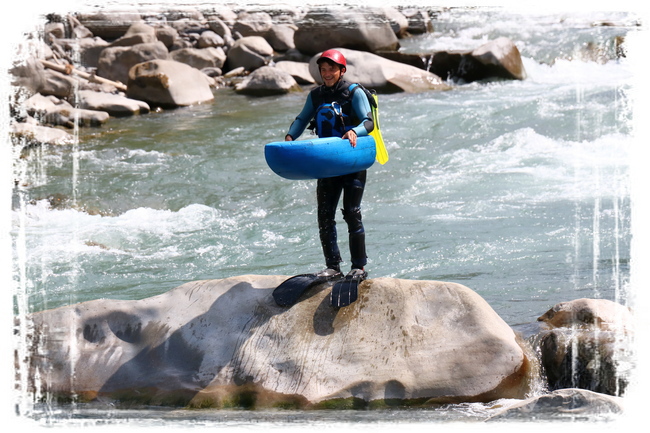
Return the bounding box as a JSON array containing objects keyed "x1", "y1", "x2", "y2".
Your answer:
[
  {"x1": 234, "y1": 66, "x2": 302, "y2": 96},
  {"x1": 224, "y1": 36, "x2": 274, "y2": 72},
  {"x1": 53, "y1": 37, "x2": 110, "y2": 68},
  {"x1": 77, "y1": 90, "x2": 150, "y2": 117},
  {"x1": 76, "y1": 12, "x2": 143, "y2": 40},
  {"x1": 308, "y1": 48, "x2": 450, "y2": 93},
  {"x1": 11, "y1": 121, "x2": 74, "y2": 146},
  {"x1": 22, "y1": 93, "x2": 110, "y2": 127},
  {"x1": 294, "y1": 7, "x2": 400, "y2": 55},
  {"x1": 24, "y1": 276, "x2": 533, "y2": 408},
  {"x1": 430, "y1": 37, "x2": 527, "y2": 83},
  {"x1": 126, "y1": 59, "x2": 214, "y2": 108},
  {"x1": 275, "y1": 61, "x2": 316, "y2": 85},
  {"x1": 265, "y1": 24, "x2": 296, "y2": 52},
  {"x1": 97, "y1": 41, "x2": 169, "y2": 85},
  {"x1": 537, "y1": 298, "x2": 633, "y2": 397},
  {"x1": 169, "y1": 47, "x2": 226, "y2": 70},
  {"x1": 108, "y1": 22, "x2": 158, "y2": 47},
  {"x1": 233, "y1": 11, "x2": 274, "y2": 37},
  {"x1": 486, "y1": 388, "x2": 624, "y2": 421}
]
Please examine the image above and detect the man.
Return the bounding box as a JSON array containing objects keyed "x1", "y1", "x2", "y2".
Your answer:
[{"x1": 285, "y1": 49, "x2": 374, "y2": 285}]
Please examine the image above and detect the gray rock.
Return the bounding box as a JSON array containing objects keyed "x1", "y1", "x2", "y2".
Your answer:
[
  {"x1": 486, "y1": 388, "x2": 624, "y2": 421},
  {"x1": 126, "y1": 59, "x2": 214, "y2": 108},
  {"x1": 275, "y1": 60, "x2": 316, "y2": 84},
  {"x1": 233, "y1": 11, "x2": 274, "y2": 37},
  {"x1": 401, "y1": 8, "x2": 434, "y2": 34},
  {"x1": 170, "y1": 47, "x2": 226, "y2": 70},
  {"x1": 206, "y1": 16, "x2": 232, "y2": 40},
  {"x1": 235, "y1": 66, "x2": 302, "y2": 95},
  {"x1": 537, "y1": 298, "x2": 634, "y2": 397},
  {"x1": 22, "y1": 93, "x2": 109, "y2": 127},
  {"x1": 76, "y1": 12, "x2": 143, "y2": 40},
  {"x1": 265, "y1": 24, "x2": 296, "y2": 52},
  {"x1": 155, "y1": 26, "x2": 179, "y2": 49},
  {"x1": 97, "y1": 41, "x2": 169, "y2": 85},
  {"x1": 294, "y1": 7, "x2": 400, "y2": 55},
  {"x1": 77, "y1": 90, "x2": 150, "y2": 116},
  {"x1": 225, "y1": 36, "x2": 274, "y2": 72},
  {"x1": 197, "y1": 30, "x2": 224, "y2": 48},
  {"x1": 430, "y1": 37, "x2": 527, "y2": 83},
  {"x1": 24, "y1": 276, "x2": 533, "y2": 408},
  {"x1": 109, "y1": 22, "x2": 158, "y2": 47},
  {"x1": 11, "y1": 121, "x2": 74, "y2": 146}
]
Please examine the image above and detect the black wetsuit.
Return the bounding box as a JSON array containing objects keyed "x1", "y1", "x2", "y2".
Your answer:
[{"x1": 286, "y1": 79, "x2": 374, "y2": 270}]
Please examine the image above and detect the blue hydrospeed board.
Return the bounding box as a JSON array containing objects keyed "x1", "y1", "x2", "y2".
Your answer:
[{"x1": 264, "y1": 136, "x2": 376, "y2": 180}]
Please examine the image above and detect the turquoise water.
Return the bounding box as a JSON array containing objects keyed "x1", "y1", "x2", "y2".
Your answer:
[{"x1": 9, "y1": 6, "x2": 639, "y2": 424}]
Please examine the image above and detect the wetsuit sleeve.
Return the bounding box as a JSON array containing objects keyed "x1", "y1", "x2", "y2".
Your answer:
[
  {"x1": 350, "y1": 89, "x2": 374, "y2": 137},
  {"x1": 287, "y1": 93, "x2": 316, "y2": 140}
]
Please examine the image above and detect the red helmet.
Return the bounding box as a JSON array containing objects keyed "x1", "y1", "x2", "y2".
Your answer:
[{"x1": 317, "y1": 49, "x2": 347, "y2": 68}]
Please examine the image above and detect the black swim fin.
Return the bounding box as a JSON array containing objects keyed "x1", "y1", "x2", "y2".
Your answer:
[
  {"x1": 330, "y1": 269, "x2": 367, "y2": 308},
  {"x1": 273, "y1": 272, "x2": 341, "y2": 307}
]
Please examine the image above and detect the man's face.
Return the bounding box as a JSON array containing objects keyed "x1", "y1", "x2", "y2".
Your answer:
[{"x1": 319, "y1": 61, "x2": 344, "y2": 87}]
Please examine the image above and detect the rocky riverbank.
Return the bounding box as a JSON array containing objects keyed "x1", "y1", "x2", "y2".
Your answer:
[{"x1": 9, "y1": 4, "x2": 530, "y2": 147}]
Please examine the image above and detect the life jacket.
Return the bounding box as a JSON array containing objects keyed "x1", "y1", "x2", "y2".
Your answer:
[{"x1": 308, "y1": 80, "x2": 377, "y2": 138}]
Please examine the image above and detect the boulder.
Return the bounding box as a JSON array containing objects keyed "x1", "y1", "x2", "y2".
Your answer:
[
  {"x1": 24, "y1": 276, "x2": 533, "y2": 408},
  {"x1": 76, "y1": 12, "x2": 143, "y2": 40},
  {"x1": 233, "y1": 11, "x2": 274, "y2": 37},
  {"x1": 77, "y1": 90, "x2": 150, "y2": 117},
  {"x1": 206, "y1": 16, "x2": 232, "y2": 40},
  {"x1": 39, "y1": 68, "x2": 78, "y2": 98},
  {"x1": 275, "y1": 61, "x2": 316, "y2": 84},
  {"x1": 126, "y1": 59, "x2": 214, "y2": 108},
  {"x1": 308, "y1": 48, "x2": 450, "y2": 93},
  {"x1": 294, "y1": 7, "x2": 400, "y2": 55},
  {"x1": 224, "y1": 36, "x2": 274, "y2": 72},
  {"x1": 109, "y1": 22, "x2": 158, "y2": 47},
  {"x1": 538, "y1": 298, "x2": 633, "y2": 332},
  {"x1": 97, "y1": 41, "x2": 169, "y2": 85},
  {"x1": 197, "y1": 30, "x2": 224, "y2": 48},
  {"x1": 382, "y1": 6, "x2": 410, "y2": 37},
  {"x1": 265, "y1": 24, "x2": 296, "y2": 52},
  {"x1": 155, "y1": 26, "x2": 179, "y2": 49},
  {"x1": 22, "y1": 93, "x2": 110, "y2": 127},
  {"x1": 486, "y1": 388, "x2": 624, "y2": 421},
  {"x1": 53, "y1": 37, "x2": 109, "y2": 68},
  {"x1": 235, "y1": 66, "x2": 302, "y2": 96},
  {"x1": 170, "y1": 47, "x2": 226, "y2": 70},
  {"x1": 430, "y1": 37, "x2": 527, "y2": 83},
  {"x1": 401, "y1": 8, "x2": 434, "y2": 34},
  {"x1": 537, "y1": 298, "x2": 633, "y2": 397},
  {"x1": 11, "y1": 121, "x2": 74, "y2": 146}
]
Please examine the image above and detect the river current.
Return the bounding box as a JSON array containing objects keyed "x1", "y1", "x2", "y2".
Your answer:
[{"x1": 7, "y1": 4, "x2": 643, "y2": 428}]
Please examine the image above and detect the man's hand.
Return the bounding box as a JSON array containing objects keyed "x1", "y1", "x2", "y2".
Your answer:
[{"x1": 342, "y1": 130, "x2": 357, "y2": 147}]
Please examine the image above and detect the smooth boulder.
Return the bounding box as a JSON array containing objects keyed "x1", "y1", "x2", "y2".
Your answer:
[
  {"x1": 537, "y1": 298, "x2": 633, "y2": 397},
  {"x1": 234, "y1": 66, "x2": 302, "y2": 96},
  {"x1": 126, "y1": 59, "x2": 214, "y2": 107},
  {"x1": 97, "y1": 41, "x2": 169, "y2": 85},
  {"x1": 224, "y1": 36, "x2": 274, "y2": 72},
  {"x1": 77, "y1": 90, "x2": 150, "y2": 117},
  {"x1": 430, "y1": 37, "x2": 527, "y2": 83},
  {"x1": 294, "y1": 7, "x2": 400, "y2": 55},
  {"x1": 25, "y1": 275, "x2": 533, "y2": 408}
]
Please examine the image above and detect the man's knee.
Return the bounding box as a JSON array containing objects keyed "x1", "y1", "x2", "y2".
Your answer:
[{"x1": 342, "y1": 207, "x2": 363, "y2": 234}]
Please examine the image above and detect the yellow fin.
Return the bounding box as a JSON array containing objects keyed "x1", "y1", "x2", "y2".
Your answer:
[{"x1": 370, "y1": 94, "x2": 388, "y2": 165}]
